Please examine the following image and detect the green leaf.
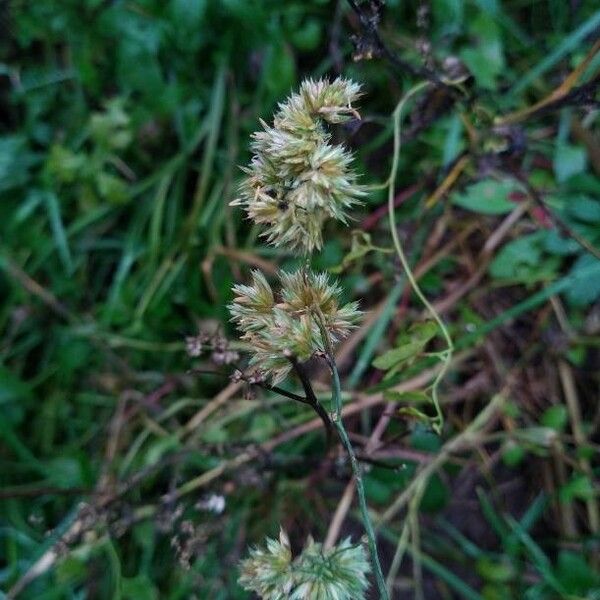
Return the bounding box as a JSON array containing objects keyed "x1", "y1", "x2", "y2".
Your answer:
[
  {"x1": 123, "y1": 575, "x2": 159, "y2": 600},
  {"x1": 544, "y1": 229, "x2": 579, "y2": 255},
  {"x1": 411, "y1": 427, "x2": 442, "y2": 453},
  {"x1": 46, "y1": 456, "x2": 89, "y2": 488},
  {"x1": 567, "y1": 195, "x2": 600, "y2": 223},
  {"x1": 540, "y1": 405, "x2": 568, "y2": 431},
  {"x1": 555, "y1": 551, "x2": 600, "y2": 594},
  {"x1": 264, "y1": 42, "x2": 296, "y2": 96},
  {"x1": 554, "y1": 143, "x2": 587, "y2": 183},
  {"x1": 513, "y1": 427, "x2": 557, "y2": 448},
  {"x1": 451, "y1": 179, "x2": 517, "y2": 215},
  {"x1": 477, "y1": 557, "x2": 515, "y2": 583},
  {"x1": 144, "y1": 435, "x2": 180, "y2": 467},
  {"x1": 559, "y1": 474, "x2": 595, "y2": 503},
  {"x1": 44, "y1": 190, "x2": 74, "y2": 273},
  {"x1": 501, "y1": 440, "x2": 526, "y2": 467},
  {"x1": 0, "y1": 135, "x2": 36, "y2": 192},
  {"x1": 96, "y1": 171, "x2": 129, "y2": 204},
  {"x1": 372, "y1": 341, "x2": 423, "y2": 370},
  {"x1": 460, "y1": 15, "x2": 505, "y2": 89},
  {"x1": 249, "y1": 413, "x2": 277, "y2": 442},
  {"x1": 420, "y1": 474, "x2": 449, "y2": 512},
  {"x1": 489, "y1": 231, "x2": 559, "y2": 282},
  {"x1": 564, "y1": 255, "x2": 600, "y2": 306},
  {"x1": 407, "y1": 320, "x2": 439, "y2": 344},
  {"x1": 290, "y1": 19, "x2": 322, "y2": 51}
]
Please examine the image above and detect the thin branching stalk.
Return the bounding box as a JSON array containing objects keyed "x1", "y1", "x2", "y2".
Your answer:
[
  {"x1": 315, "y1": 310, "x2": 389, "y2": 600},
  {"x1": 288, "y1": 357, "x2": 334, "y2": 447},
  {"x1": 387, "y1": 81, "x2": 454, "y2": 434}
]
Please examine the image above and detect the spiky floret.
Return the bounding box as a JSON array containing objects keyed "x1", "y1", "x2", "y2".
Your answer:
[
  {"x1": 239, "y1": 530, "x2": 370, "y2": 600},
  {"x1": 233, "y1": 78, "x2": 365, "y2": 252},
  {"x1": 229, "y1": 269, "x2": 361, "y2": 382},
  {"x1": 238, "y1": 530, "x2": 294, "y2": 600}
]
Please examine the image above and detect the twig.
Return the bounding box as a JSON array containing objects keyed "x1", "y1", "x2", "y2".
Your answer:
[
  {"x1": 345, "y1": 0, "x2": 447, "y2": 89},
  {"x1": 288, "y1": 356, "x2": 334, "y2": 446}
]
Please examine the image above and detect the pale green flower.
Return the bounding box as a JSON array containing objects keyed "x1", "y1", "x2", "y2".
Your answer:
[
  {"x1": 229, "y1": 269, "x2": 361, "y2": 383},
  {"x1": 232, "y1": 78, "x2": 365, "y2": 252},
  {"x1": 239, "y1": 529, "x2": 295, "y2": 600},
  {"x1": 239, "y1": 530, "x2": 370, "y2": 600}
]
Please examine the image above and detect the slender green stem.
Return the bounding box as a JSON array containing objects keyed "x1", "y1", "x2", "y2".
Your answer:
[
  {"x1": 314, "y1": 311, "x2": 389, "y2": 600},
  {"x1": 387, "y1": 82, "x2": 454, "y2": 434}
]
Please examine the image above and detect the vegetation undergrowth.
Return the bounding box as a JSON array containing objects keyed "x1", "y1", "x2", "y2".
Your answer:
[{"x1": 1, "y1": 1, "x2": 599, "y2": 599}]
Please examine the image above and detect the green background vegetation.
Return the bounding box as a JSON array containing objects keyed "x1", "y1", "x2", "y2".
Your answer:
[{"x1": 1, "y1": 0, "x2": 599, "y2": 598}]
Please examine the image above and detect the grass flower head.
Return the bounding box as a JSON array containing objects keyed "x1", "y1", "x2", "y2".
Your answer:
[
  {"x1": 229, "y1": 269, "x2": 361, "y2": 382},
  {"x1": 239, "y1": 530, "x2": 370, "y2": 600},
  {"x1": 233, "y1": 78, "x2": 365, "y2": 252}
]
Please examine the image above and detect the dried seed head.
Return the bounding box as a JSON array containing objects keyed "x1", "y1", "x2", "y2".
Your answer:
[
  {"x1": 229, "y1": 269, "x2": 361, "y2": 383},
  {"x1": 233, "y1": 78, "x2": 365, "y2": 252},
  {"x1": 239, "y1": 530, "x2": 370, "y2": 600}
]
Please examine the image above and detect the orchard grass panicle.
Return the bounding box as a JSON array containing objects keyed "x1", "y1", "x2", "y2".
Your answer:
[
  {"x1": 232, "y1": 77, "x2": 365, "y2": 252},
  {"x1": 239, "y1": 529, "x2": 371, "y2": 600},
  {"x1": 228, "y1": 269, "x2": 361, "y2": 383}
]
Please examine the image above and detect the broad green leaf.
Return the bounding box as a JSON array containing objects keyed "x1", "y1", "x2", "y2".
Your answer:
[
  {"x1": 460, "y1": 15, "x2": 505, "y2": 89},
  {"x1": 489, "y1": 232, "x2": 559, "y2": 282},
  {"x1": 556, "y1": 551, "x2": 600, "y2": 595},
  {"x1": 123, "y1": 575, "x2": 159, "y2": 600},
  {"x1": 477, "y1": 557, "x2": 516, "y2": 583},
  {"x1": 144, "y1": 435, "x2": 181, "y2": 467},
  {"x1": 567, "y1": 195, "x2": 600, "y2": 223},
  {"x1": 554, "y1": 144, "x2": 587, "y2": 183},
  {"x1": 421, "y1": 474, "x2": 449, "y2": 512},
  {"x1": 451, "y1": 179, "x2": 517, "y2": 215},
  {"x1": 564, "y1": 255, "x2": 600, "y2": 306},
  {"x1": 407, "y1": 320, "x2": 439, "y2": 344}
]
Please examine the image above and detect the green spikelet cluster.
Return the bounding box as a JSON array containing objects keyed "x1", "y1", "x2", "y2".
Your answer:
[
  {"x1": 239, "y1": 530, "x2": 371, "y2": 600},
  {"x1": 232, "y1": 78, "x2": 365, "y2": 252},
  {"x1": 229, "y1": 269, "x2": 360, "y2": 383}
]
